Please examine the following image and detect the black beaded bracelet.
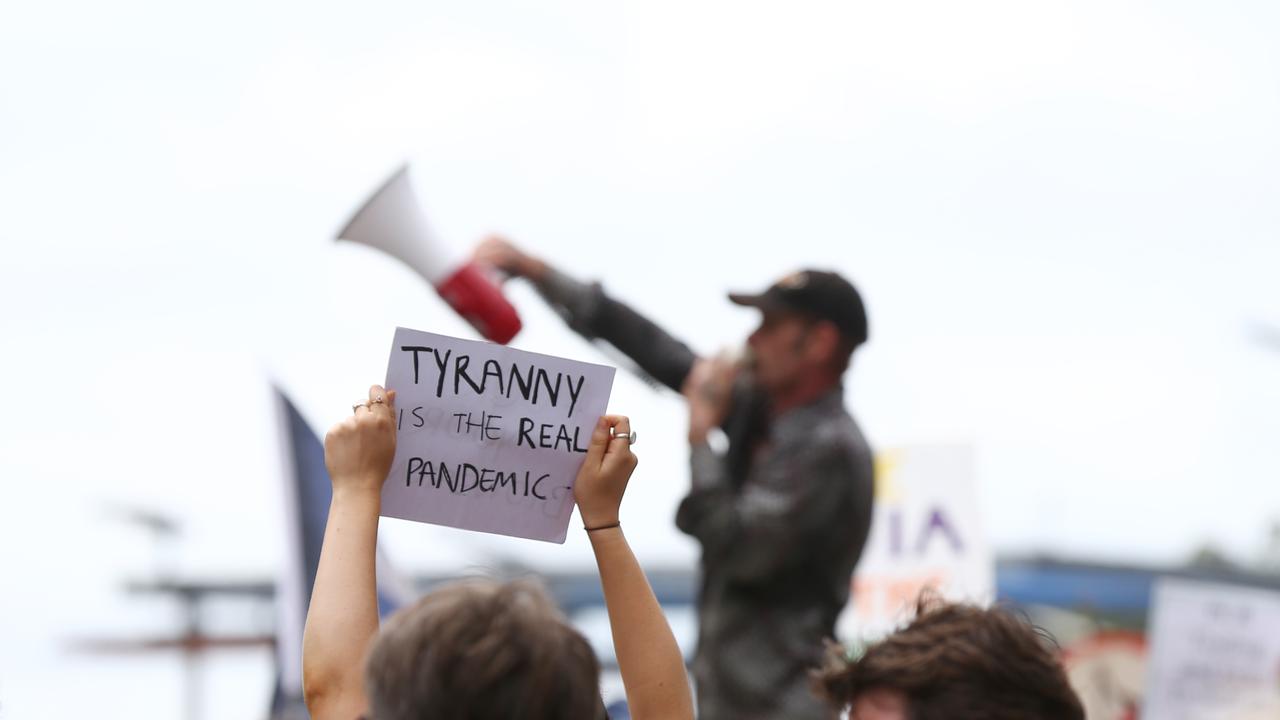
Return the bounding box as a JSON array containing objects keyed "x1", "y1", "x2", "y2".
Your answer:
[{"x1": 584, "y1": 521, "x2": 621, "y2": 532}]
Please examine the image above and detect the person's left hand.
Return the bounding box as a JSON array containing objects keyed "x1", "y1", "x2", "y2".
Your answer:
[
  {"x1": 681, "y1": 356, "x2": 738, "y2": 444},
  {"x1": 574, "y1": 415, "x2": 639, "y2": 529},
  {"x1": 323, "y1": 384, "x2": 397, "y2": 497}
]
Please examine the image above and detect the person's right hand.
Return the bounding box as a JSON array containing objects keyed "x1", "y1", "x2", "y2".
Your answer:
[
  {"x1": 473, "y1": 235, "x2": 547, "y2": 282},
  {"x1": 681, "y1": 355, "x2": 738, "y2": 444},
  {"x1": 323, "y1": 384, "x2": 397, "y2": 497},
  {"x1": 574, "y1": 415, "x2": 638, "y2": 528}
]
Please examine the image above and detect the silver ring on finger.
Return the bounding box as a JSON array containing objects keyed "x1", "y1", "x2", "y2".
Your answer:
[
  {"x1": 610, "y1": 429, "x2": 638, "y2": 445},
  {"x1": 352, "y1": 402, "x2": 368, "y2": 414}
]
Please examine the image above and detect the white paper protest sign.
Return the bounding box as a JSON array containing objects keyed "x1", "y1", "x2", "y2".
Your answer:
[
  {"x1": 382, "y1": 327, "x2": 616, "y2": 543},
  {"x1": 837, "y1": 445, "x2": 994, "y2": 641},
  {"x1": 1142, "y1": 578, "x2": 1280, "y2": 720}
]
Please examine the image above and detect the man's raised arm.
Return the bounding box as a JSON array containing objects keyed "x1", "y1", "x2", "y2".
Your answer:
[{"x1": 475, "y1": 236, "x2": 699, "y2": 391}]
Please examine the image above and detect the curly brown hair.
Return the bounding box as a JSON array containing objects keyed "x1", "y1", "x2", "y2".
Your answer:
[{"x1": 813, "y1": 598, "x2": 1084, "y2": 720}]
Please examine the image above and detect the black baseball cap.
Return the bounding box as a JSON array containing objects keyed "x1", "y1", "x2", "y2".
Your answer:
[{"x1": 728, "y1": 269, "x2": 869, "y2": 346}]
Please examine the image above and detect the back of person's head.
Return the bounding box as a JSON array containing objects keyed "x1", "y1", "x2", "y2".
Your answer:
[
  {"x1": 364, "y1": 578, "x2": 604, "y2": 720},
  {"x1": 814, "y1": 598, "x2": 1084, "y2": 720}
]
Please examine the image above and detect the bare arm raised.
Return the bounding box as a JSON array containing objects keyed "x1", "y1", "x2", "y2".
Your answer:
[
  {"x1": 301, "y1": 385, "x2": 396, "y2": 720},
  {"x1": 575, "y1": 415, "x2": 695, "y2": 720}
]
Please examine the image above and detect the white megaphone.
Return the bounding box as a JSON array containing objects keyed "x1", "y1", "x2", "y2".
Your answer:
[{"x1": 337, "y1": 165, "x2": 522, "y2": 344}]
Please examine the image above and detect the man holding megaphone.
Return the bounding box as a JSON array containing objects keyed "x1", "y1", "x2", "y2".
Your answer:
[{"x1": 475, "y1": 237, "x2": 875, "y2": 720}]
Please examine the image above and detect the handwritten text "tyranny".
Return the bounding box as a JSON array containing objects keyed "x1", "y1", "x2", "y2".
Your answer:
[{"x1": 401, "y1": 345, "x2": 586, "y2": 418}]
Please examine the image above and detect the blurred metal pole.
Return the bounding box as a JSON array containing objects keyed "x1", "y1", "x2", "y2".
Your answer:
[
  {"x1": 179, "y1": 588, "x2": 203, "y2": 720},
  {"x1": 1248, "y1": 320, "x2": 1280, "y2": 577}
]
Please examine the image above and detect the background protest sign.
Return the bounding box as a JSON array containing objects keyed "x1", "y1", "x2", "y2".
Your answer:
[
  {"x1": 1142, "y1": 578, "x2": 1280, "y2": 720},
  {"x1": 837, "y1": 445, "x2": 994, "y2": 642},
  {"x1": 1062, "y1": 631, "x2": 1147, "y2": 720},
  {"x1": 382, "y1": 327, "x2": 616, "y2": 543}
]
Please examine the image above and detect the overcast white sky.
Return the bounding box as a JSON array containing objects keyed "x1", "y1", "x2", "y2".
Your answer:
[{"x1": 2, "y1": 0, "x2": 1279, "y2": 717}]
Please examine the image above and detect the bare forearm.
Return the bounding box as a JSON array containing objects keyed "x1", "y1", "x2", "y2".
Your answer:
[
  {"x1": 589, "y1": 527, "x2": 693, "y2": 720},
  {"x1": 302, "y1": 488, "x2": 381, "y2": 717}
]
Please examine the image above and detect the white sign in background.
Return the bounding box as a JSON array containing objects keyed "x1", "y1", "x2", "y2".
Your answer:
[
  {"x1": 382, "y1": 327, "x2": 616, "y2": 543},
  {"x1": 837, "y1": 445, "x2": 994, "y2": 641},
  {"x1": 1142, "y1": 578, "x2": 1280, "y2": 720}
]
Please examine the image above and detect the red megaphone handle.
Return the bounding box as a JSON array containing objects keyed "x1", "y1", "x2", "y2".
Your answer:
[{"x1": 436, "y1": 262, "x2": 523, "y2": 344}]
